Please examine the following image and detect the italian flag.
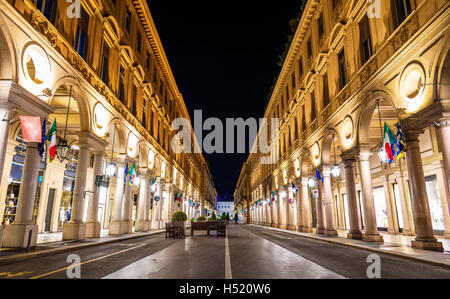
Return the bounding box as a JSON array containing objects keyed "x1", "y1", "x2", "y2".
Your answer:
[
  {"x1": 384, "y1": 123, "x2": 397, "y2": 162},
  {"x1": 46, "y1": 121, "x2": 57, "y2": 162}
]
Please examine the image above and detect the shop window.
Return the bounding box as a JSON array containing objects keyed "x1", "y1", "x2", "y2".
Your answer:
[
  {"x1": 425, "y1": 175, "x2": 445, "y2": 233},
  {"x1": 342, "y1": 194, "x2": 350, "y2": 230},
  {"x1": 392, "y1": 183, "x2": 404, "y2": 231},
  {"x1": 360, "y1": 15, "x2": 373, "y2": 66},
  {"x1": 393, "y1": 0, "x2": 412, "y2": 29},
  {"x1": 373, "y1": 187, "x2": 389, "y2": 231}
]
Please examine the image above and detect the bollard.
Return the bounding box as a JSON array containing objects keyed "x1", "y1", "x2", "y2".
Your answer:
[{"x1": 26, "y1": 229, "x2": 33, "y2": 253}]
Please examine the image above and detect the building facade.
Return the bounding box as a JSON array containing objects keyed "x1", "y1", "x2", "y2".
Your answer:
[
  {"x1": 235, "y1": 0, "x2": 450, "y2": 251},
  {"x1": 0, "y1": 0, "x2": 215, "y2": 248},
  {"x1": 217, "y1": 201, "x2": 235, "y2": 219}
]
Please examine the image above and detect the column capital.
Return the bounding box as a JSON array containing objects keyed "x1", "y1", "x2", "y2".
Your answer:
[
  {"x1": 76, "y1": 131, "x2": 108, "y2": 151},
  {"x1": 403, "y1": 128, "x2": 424, "y2": 143}
]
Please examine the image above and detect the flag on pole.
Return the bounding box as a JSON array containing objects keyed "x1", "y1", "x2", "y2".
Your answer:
[
  {"x1": 39, "y1": 119, "x2": 46, "y2": 157},
  {"x1": 128, "y1": 163, "x2": 136, "y2": 186},
  {"x1": 291, "y1": 181, "x2": 298, "y2": 193},
  {"x1": 395, "y1": 122, "x2": 406, "y2": 159},
  {"x1": 384, "y1": 123, "x2": 397, "y2": 162},
  {"x1": 20, "y1": 116, "x2": 42, "y2": 143},
  {"x1": 46, "y1": 121, "x2": 57, "y2": 162}
]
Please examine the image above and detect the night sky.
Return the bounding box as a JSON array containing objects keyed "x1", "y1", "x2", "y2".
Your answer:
[{"x1": 147, "y1": 1, "x2": 301, "y2": 200}]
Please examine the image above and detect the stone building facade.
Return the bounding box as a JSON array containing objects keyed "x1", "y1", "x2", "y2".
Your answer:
[{"x1": 0, "y1": 0, "x2": 215, "y2": 248}]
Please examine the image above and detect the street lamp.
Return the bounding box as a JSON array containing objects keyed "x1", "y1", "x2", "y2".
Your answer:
[
  {"x1": 308, "y1": 178, "x2": 315, "y2": 188},
  {"x1": 331, "y1": 134, "x2": 341, "y2": 179},
  {"x1": 57, "y1": 86, "x2": 73, "y2": 163},
  {"x1": 134, "y1": 176, "x2": 141, "y2": 187},
  {"x1": 106, "y1": 162, "x2": 117, "y2": 179}
]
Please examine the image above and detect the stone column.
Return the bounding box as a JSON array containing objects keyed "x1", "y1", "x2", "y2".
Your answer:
[
  {"x1": 316, "y1": 180, "x2": 325, "y2": 235},
  {"x1": 144, "y1": 174, "x2": 153, "y2": 231},
  {"x1": 2, "y1": 143, "x2": 40, "y2": 248},
  {"x1": 301, "y1": 178, "x2": 313, "y2": 232},
  {"x1": 86, "y1": 151, "x2": 105, "y2": 238},
  {"x1": 62, "y1": 145, "x2": 90, "y2": 241},
  {"x1": 109, "y1": 160, "x2": 126, "y2": 235},
  {"x1": 382, "y1": 176, "x2": 398, "y2": 234},
  {"x1": 358, "y1": 151, "x2": 384, "y2": 242},
  {"x1": 404, "y1": 129, "x2": 443, "y2": 251},
  {"x1": 343, "y1": 159, "x2": 363, "y2": 239},
  {"x1": 121, "y1": 177, "x2": 133, "y2": 234},
  {"x1": 135, "y1": 169, "x2": 149, "y2": 232},
  {"x1": 322, "y1": 167, "x2": 338, "y2": 236}
]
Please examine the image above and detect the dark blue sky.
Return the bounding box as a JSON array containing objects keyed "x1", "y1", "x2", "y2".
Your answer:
[{"x1": 147, "y1": 0, "x2": 301, "y2": 199}]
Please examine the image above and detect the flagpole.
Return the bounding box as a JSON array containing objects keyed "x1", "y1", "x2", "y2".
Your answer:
[{"x1": 377, "y1": 99, "x2": 386, "y2": 170}]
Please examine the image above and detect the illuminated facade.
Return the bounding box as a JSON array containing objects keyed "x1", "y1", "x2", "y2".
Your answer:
[
  {"x1": 235, "y1": 0, "x2": 450, "y2": 251},
  {"x1": 0, "y1": 0, "x2": 215, "y2": 248}
]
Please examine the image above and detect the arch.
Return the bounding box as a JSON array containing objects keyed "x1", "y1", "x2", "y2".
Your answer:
[
  {"x1": 137, "y1": 142, "x2": 148, "y2": 169},
  {"x1": 300, "y1": 148, "x2": 313, "y2": 178},
  {"x1": 357, "y1": 90, "x2": 399, "y2": 146},
  {"x1": 328, "y1": 23, "x2": 346, "y2": 52},
  {"x1": 50, "y1": 76, "x2": 91, "y2": 132},
  {"x1": 436, "y1": 36, "x2": 450, "y2": 102},
  {"x1": 0, "y1": 12, "x2": 17, "y2": 81},
  {"x1": 321, "y1": 128, "x2": 341, "y2": 166},
  {"x1": 107, "y1": 118, "x2": 127, "y2": 155}
]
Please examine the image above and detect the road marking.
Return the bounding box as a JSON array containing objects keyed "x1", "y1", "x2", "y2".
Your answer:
[
  {"x1": 0, "y1": 271, "x2": 33, "y2": 278},
  {"x1": 29, "y1": 243, "x2": 148, "y2": 279},
  {"x1": 224, "y1": 227, "x2": 232, "y2": 279}
]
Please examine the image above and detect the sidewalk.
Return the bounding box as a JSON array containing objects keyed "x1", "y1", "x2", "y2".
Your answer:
[
  {"x1": 250, "y1": 224, "x2": 450, "y2": 269},
  {"x1": 0, "y1": 229, "x2": 164, "y2": 266}
]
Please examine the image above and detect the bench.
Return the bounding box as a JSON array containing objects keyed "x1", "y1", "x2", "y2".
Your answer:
[
  {"x1": 165, "y1": 222, "x2": 182, "y2": 239},
  {"x1": 191, "y1": 221, "x2": 227, "y2": 237}
]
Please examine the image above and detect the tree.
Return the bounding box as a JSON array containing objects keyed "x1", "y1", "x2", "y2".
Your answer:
[
  {"x1": 226, "y1": 212, "x2": 230, "y2": 221},
  {"x1": 211, "y1": 213, "x2": 217, "y2": 220}
]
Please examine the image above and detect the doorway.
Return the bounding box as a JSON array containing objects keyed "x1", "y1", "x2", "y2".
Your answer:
[{"x1": 44, "y1": 188, "x2": 56, "y2": 232}]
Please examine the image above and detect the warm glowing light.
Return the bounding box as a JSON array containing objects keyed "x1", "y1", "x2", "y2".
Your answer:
[
  {"x1": 308, "y1": 178, "x2": 315, "y2": 188},
  {"x1": 22, "y1": 44, "x2": 52, "y2": 95},
  {"x1": 332, "y1": 164, "x2": 341, "y2": 178},
  {"x1": 93, "y1": 102, "x2": 108, "y2": 135},
  {"x1": 106, "y1": 162, "x2": 116, "y2": 179},
  {"x1": 127, "y1": 133, "x2": 138, "y2": 157}
]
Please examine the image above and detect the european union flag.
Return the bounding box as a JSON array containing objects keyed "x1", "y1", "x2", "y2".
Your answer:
[{"x1": 316, "y1": 168, "x2": 324, "y2": 182}]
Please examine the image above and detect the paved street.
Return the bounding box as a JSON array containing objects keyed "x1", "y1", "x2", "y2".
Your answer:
[{"x1": 0, "y1": 225, "x2": 449, "y2": 279}]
